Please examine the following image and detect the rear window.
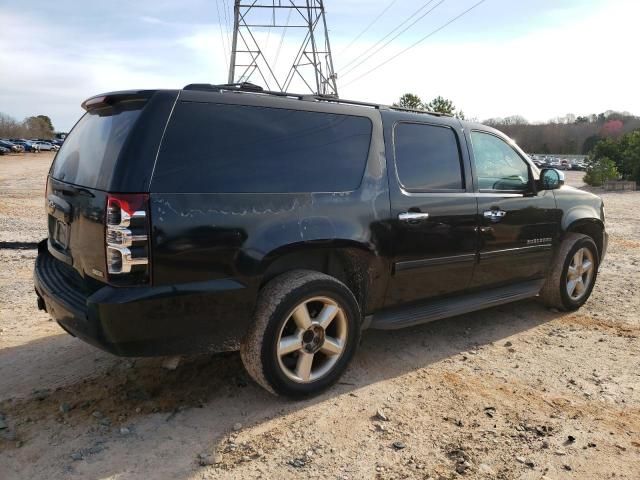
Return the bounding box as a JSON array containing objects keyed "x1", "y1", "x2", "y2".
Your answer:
[
  {"x1": 151, "y1": 102, "x2": 372, "y2": 193},
  {"x1": 51, "y1": 101, "x2": 145, "y2": 190}
]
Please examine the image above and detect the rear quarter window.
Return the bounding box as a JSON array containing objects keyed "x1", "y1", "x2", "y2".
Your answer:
[{"x1": 151, "y1": 102, "x2": 372, "y2": 193}]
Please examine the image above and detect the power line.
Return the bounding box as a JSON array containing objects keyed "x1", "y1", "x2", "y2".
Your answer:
[
  {"x1": 342, "y1": 0, "x2": 488, "y2": 88},
  {"x1": 215, "y1": 0, "x2": 229, "y2": 67},
  {"x1": 273, "y1": 8, "x2": 293, "y2": 70},
  {"x1": 336, "y1": 0, "x2": 399, "y2": 57},
  {"x1": 340, "y1": 0, "x2": 444, "y2": 79},
  {"x1": 337, "y1": 0, "x2": 438, "y2": 73},
  {"x1": 222, "y1": 0, "x2": 233, "y2": 47}
]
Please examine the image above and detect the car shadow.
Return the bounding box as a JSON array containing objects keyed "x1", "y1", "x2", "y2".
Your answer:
[{"x1": 0, "y1": 298, "x2": 562, "y2": 479}]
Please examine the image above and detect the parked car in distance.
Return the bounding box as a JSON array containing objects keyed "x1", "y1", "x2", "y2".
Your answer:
[
  {"x1": 0, "y1": 146, "x2": 9, "y2": 155},
  {"x1": 572, "y1": 162, "x2": 587, "y2": 171},
  {"x1": 32, "y1": 141, "x2": 59, "y2": 151},
  {"x1": 34, "y1": 84, "x2": 608, "y2": 398},
  {"x1": 0, "y1": 140, "x2": 23, "y2": 153},
  {"x1": 532, "y1": 157, "x2": 549, "y2": 168},
  {"x1": 549, "y1": 159, "x2": 561, "y2": 168},
  {"x1": 11, "y1": 139, "x2": 40, "y2": 152}
]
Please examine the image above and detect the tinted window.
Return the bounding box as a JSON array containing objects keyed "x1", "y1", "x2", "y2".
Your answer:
[
  {"x1": 470, "y1": 131, "x2": 530, "y2": 191},
  {"x1": 152, "y1": 102, "x2": 372, "y2": 193},
  {"x1": 51, "y1": 101, "x2": 144, "y2": 190},
  {"x1": 394, "y1": 123, "x2": 463, "y2": 191}
]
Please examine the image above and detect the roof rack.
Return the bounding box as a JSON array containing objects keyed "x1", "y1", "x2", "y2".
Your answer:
[{"x1": 182, "y1": 83, "x2": 449, "y2": 117}]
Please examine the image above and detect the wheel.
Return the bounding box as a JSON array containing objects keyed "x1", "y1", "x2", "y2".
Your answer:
[
  {"x1": 240, "y1": 270, "x2": 361, "y2": 398},
  {"x1": 539, "y1": 233, "x2": 599, "y2": 311}
]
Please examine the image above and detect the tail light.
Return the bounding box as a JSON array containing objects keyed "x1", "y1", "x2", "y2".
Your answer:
[{"x1": 105, "y1": 194, "x2": 150, "y2": 283}]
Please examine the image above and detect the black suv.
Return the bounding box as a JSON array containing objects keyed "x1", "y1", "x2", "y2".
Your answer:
[{"x1": 34, "y1": 84, "x2": 607, "y2": 397}]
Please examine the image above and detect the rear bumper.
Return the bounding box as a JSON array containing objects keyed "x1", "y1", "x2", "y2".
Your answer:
[{"x1": 34, "y1": 240, "x2": 255, "y2": 356}]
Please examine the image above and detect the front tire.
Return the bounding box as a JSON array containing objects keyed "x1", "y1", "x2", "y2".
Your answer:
[
  {"x1": 540, "y1": 233, "x2": 599, "y2": 311},
  {"x1": 240, "y1": 270, "x2": 361, "y2": 398}
]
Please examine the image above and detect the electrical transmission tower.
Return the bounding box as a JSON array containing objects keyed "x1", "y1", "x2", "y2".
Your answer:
[{"x1": 228, "y1": 1, "x2": 338, "y2": 96}]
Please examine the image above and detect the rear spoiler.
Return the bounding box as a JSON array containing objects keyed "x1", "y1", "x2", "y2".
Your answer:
[{"x1": 81, "y1": 90, "x2": 157, "y2": 111}]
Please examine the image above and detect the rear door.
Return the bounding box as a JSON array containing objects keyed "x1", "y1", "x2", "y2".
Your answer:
[
  {"x1": 384, "y1": 115, "x2": 478, "y2": 307},
  {"x1": 467, "y1": 129, "x2": 560, "y2": 288}
]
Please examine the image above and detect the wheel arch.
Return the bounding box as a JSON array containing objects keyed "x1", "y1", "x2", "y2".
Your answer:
[
  {"x1": 563, "y1": 216, "x2": 605, "y2": 263},
  {"x1": 259, "y1": 241, "x2": 389, "y2": 316}
]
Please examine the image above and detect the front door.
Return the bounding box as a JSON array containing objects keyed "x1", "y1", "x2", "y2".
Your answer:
[
  {"x1": 385, "y1": 118, "x2": 478, "y2": 307},
  {"x1": 467, "y1": 130, "x2": 560, "y2": 288}
]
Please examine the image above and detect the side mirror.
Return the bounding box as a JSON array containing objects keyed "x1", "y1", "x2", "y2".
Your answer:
[{"x1": 539, "y1": 168, "x2": 565, "y2": 190}]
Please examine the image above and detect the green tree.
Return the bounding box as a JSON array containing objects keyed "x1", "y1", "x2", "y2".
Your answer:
[
  {"x1": 394, "y1": 93, "x2": 423, "y2": 109},
  {"x1": 591, "y1": 137, "x2": 620, "y2": 159},
  {"x1": 583, "y1": 157, "x2": 619, "y2": 186},
  {"x1": 582, "y1": 134, "x2": 601, "y2": 154},
  {"x1": 426, "y1": 96, "x2": 455, "y2": 115},
  {"x1": 36, "y1": 115, "x2": 54, "y2": 133},
  {"x1": 24, "y1": 116, "x2": 54, "y2": 139},
  {"x1": 619, "y1": 130, "x2": 640, "y2": 183}
]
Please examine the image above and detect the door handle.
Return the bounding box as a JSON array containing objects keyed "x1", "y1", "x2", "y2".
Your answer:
[
  {"x1": 398, "y1": 212, "x2": 430, "y2": 222},
  {"x1": 483, "y1": 209, "x2": 506, "y2": 222}
]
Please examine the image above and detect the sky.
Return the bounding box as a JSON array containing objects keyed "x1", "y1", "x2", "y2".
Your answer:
[{"x1": 0, "y1": 0, "x2": 638, "y2": 131}]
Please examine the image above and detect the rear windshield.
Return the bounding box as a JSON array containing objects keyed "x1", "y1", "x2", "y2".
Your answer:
[
  {"x1": 151, "y1": 102, "x2": 372, "y2": 193},
  {"x1": 51, "y1": 101, "x2": 145, "y2": 190}
]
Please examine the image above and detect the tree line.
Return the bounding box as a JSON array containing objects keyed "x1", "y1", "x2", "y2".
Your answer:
[
  {"x1": 395, "y1": 93, "x2": 640, "y2": 155},
  {"x1": 485, "y1": 112, "x2": 640, "y2": 155},
  {"x1": 584, "y1": 130, "x2": 640, "y2": 186},
  {"x1": 394, "y1": 93, "x2": 640, "y2": 186},
  {"x1": 0, "y1": 112, "x2": 56, "y2": 139}
]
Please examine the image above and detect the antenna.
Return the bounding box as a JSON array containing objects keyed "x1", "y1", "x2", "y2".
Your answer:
[{"x1": 228, "y1": 1, "x2": 338, "y2": 96}]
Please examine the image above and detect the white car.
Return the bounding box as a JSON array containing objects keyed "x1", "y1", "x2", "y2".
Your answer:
[{"x1": 32, "y1": 141, "x2": 59, "y2": 152}]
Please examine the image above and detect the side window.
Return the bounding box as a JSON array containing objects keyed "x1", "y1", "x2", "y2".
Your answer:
[
  {"x1": 470, "y1": 131, "x2": 530, "y2": 192},
  {"x1": 394, "y1": 123, "x2": 464, "y2": 191},
  {"x1": 151, "y1": 102, "x2": 372, "y2": 193}
]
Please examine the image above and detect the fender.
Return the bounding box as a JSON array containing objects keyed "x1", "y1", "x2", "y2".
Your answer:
[
  {"x1": 561, "y1": 206, "x2": 604, "y2": 232},
  {"x1": 553, "y1": 186, "x2": 606, "y2": 259},
  {"x1": 561, "y1": 208, "x2": 606, "y2": 262}
]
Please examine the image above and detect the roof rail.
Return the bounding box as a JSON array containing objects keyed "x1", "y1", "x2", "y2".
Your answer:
[
  {"x1": 310, "y1": 94, "x2": 388, "y2": 110},
  {"x1": 183, "y1": 82, "x2": 264, "y2": 93},
  {"x1": 181, "y1": 83, "x2": 449, "y2": 117}
]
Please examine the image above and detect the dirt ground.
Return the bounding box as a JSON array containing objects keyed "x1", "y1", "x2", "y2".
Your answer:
[{"x1": 1, "y1": 153, "x2": 639, "y2": 480}]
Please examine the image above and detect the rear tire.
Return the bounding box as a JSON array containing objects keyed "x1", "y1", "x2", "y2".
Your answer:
[
  {"x1": 539, "y1": 233, "x2": 599, "y2": 311},
  {"x1": 240, "y1": 270, "x2": 361, "y2": 398}
]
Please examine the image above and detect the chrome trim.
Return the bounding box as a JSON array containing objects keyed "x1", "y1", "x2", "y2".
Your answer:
[
  {"x1": 483, "y1": 209, "x2": 506, "y2": 222},
  {"x1": 106, "y1": 226, "x2": 148, "y2": 247},
  {"x1": 398, "y1": 212, "x2": 430, "y2": 222},
  {"x1": 107, "y1": 245, "x2": 148, "y2": 274},
  {"x1": 480, "y1": 244, "x2": 552, "y2": 260},
  {"x1": 113, "y1": 209, "x2": 146, "y2": 228}
]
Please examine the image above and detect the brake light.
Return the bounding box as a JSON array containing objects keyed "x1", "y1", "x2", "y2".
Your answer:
[{"x1": 105, "y1": 193, "x2": 150, "y2": 281}]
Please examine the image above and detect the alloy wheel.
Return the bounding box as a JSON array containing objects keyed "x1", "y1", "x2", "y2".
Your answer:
[
  {"x1": 276, "y1": 296, "x2": 348, "y2": 383},
  {"x1": 566, "y1": 247, "x2": 595, "y2": 301}
]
